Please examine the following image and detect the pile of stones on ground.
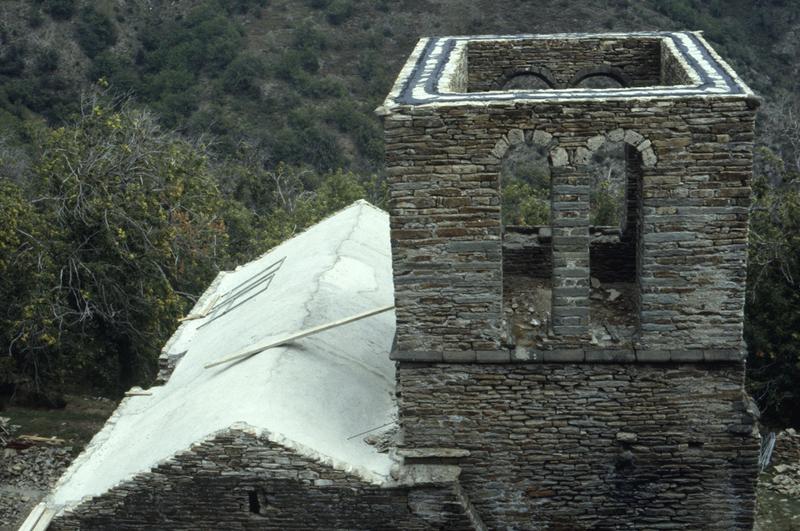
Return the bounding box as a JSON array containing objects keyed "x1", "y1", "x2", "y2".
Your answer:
[
  {"x1": 764, "y1": 429, "x2": 800, "y2": 497},
  {"x1": 0, "y1": 417, "x2": 74, "y2": 528},
  {"x1": 767, "y1": 462, "x2": 800, "y2": 497}
]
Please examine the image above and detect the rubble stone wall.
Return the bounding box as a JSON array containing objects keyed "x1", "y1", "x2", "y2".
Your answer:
[
  {"x1": 502, "y1": 229, "x2": 551, "y2": 278},
  {"x1": 590, "y1": 240, "x2": 636, "y2": 282},
  {"x1": 49, "y1": 429, "x2": 475, "y2": 531},
  {"x1": 660, "y1": 40, "x2": 695, "y2": 85},
  {"x1": 772, "y1": 429, "x2": 800, "y2": 467},
  {"x1": 466, "y1": 37, "x2": 664, "y2": 90},
  {"x1": 502, "y1": 228, "x2": 635, "y2": 282},
  {"x1": 385, "y1": 98, "x2": 755, "y2": 352},
  {"x1": 397, "y1": 362, "x2": 759, "y2": 530}
]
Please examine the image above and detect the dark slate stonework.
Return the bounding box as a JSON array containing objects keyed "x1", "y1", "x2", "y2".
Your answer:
[
  {"x1": 43, "y1": 32, "x2": 760, "y2": 531},
  {"x1": 49, "y1": 428, "x2": 479, "y2": 531},
  {"x1": 502, "y1": 227, "x2": 636, "y2": 282},
  {"x1": 384, "y1": 101, "x2": 755, "y2": 352},
  {"x1": 397, "y1": 362, "x2": 759, "y2": 530},
  {"x1": 381, "y1": 31, "x2": 760, "y2": 530},
  {"x1": 466, "y1": 37, "x2": 664, "y2": 91}
]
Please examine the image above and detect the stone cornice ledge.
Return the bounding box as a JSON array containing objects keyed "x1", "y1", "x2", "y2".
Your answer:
[{"x1": 390, "y1": 348, "x2": 744, "y2": 363}]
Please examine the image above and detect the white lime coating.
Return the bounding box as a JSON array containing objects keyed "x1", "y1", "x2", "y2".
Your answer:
[
  {"x1": 47, "y1": 200, "x2": 397, "y2": 510},
  {"x1": 378, "y1": 31, "x2": 756, "y2": 111}
]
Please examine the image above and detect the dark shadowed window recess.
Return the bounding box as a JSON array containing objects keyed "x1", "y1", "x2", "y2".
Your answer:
[
  {"x1": 248, "y1": 489, "x2": 271, "y2": 516},
  {"x1": 574, "y1": 74, "x2": 625, "y2": 89},
  {"x1": 502, "y1": 72, "x2": 554, "y2": 90},
  {"x1": 500, "y1": 138, "x2": 553, "y2": 345},
  {"x1": 587, "y1": 140, "x2": 642, "y2": 346},
  {"x1": 570, "y1": 66, "x2": 630, "y2": 89}
]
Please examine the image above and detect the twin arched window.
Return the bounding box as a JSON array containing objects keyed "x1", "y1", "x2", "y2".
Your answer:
[{"x1": 498, "y1": 66, "x2": 631, "y2": 91}]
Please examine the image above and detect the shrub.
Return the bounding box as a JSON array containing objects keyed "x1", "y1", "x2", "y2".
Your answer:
[
  {"x1": 226, "y1": 0, "x2": 268, "y2": 14},
  {"x1": 326, "y1": 0, "x2": 354, "y2": 25},
  {"x1": 221, "y1": 55, "x2": 266, "y2": 96},
  {"x1": 274, "y1": 49, "x2": 319, "y2": 82},
  {"x1": 292, "y1": 22, "x2": 328, "y2": 52},
  {"x1": 76, "y1": 6, "x2": 118, "y2": 58},
  {"x1": 34, "y1": 49, "x2": 59, "y2": 74},
  {"x1": 270, "y1": 123, "x2": 345, "y2": 171},
  {"x1": 0, "y1": 45, "x2": 26, "y2": 78},
  {"x1": 590, "y1": 180, "x2": 623, "y2": 226},
  {"x1": 88, "y1": 52, "x2": 139, "y2": 93},
  {"x1": 43, "y1": 0, "x2": 76, "y2": 20},
  {"x1": 27, "y1": 6, "x2": 45, "y2": 28},
  {"x1": 502, "y1": 180, "x2": 549, "y2": 226},
  {"x1": 306, "y1": 0, "x2": 331, "y2": 9}
]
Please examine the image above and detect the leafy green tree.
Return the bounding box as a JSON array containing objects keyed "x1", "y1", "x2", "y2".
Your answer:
[
  {"x1": 43, "y1": 0, "x2": 76, "y2": 20},
  {"x1": 501, "y1": 144, "x2": 551, "y2": 226},
  {"x1": 588, "y1": 143, "x2": 625, "y2": 227},
  {"x1": 216, "y1": 146, "x2": 373, "y2": 260},
  {"x1": 502, "y1": 180, "x2": 550, "y2": 226},
  {"x1": 221, "y1": 55, "x2": 266, "y2": 96},
  {"x1": 3, "y1": 95, "x2": 229, "y2": 394},
  {"x1": 591, "y1": 179, "x2": 623, "y2": 226},
  {"x1": 745, "y1": 147, "x2": 800, "y2": 426},
  {"x1": 75, "y1": 6, "x2": 118, "y2": 58},
  {"x1": 256, "y1": 167, "x2": 368, "y2": 250},
  {"x1": 0, "y1": 179, "x2": 60, "y2": 393},
  {"x1": 326, "y1": 0, "x2": 354, "y2": 25}
]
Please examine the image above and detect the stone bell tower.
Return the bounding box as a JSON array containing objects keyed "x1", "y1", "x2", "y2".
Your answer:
[{"x1": 379, "y1": 32, "x2": 760, "y2": 529}]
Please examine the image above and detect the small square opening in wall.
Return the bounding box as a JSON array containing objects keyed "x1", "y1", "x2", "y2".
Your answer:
[{"x1": 248, "y1": 489, "x2": 271, "y2": 517}]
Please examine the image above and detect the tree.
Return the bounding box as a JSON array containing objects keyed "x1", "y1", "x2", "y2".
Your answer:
[
  {"x1": 0, "y1": 179, "x2": 60, "y2": 395},
  {"x1": 1, "y1": 94, "x2": 228, "y2": 395},
  {"x1": 745, "y1": 147, "x2": 800, "y2": 426},
  {"x1": 217, "y1": 151, "x2": 371, "y2": 259},
  {"x1": 43, "y1": 0, "x2": 76, "y2": 20},
  {"x1": 75, "y1": 6, "x2": 118, "y2": 59}
]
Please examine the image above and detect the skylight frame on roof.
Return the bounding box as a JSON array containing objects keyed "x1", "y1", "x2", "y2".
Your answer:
[{"x1": 386, "y1": 31, "x2": 754, "y2": 107}]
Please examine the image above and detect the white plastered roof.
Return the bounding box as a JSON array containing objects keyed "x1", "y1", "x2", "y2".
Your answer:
[{"x1": 47, "y1": 200, "x2": 397, "y2": 511}]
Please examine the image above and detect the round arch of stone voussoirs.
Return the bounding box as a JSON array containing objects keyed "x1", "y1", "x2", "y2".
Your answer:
[
  {"x1": 489, "y1": 128, "x2": 567, "y2": 168},
  {"x1": 493, "y1": 66, "x2": 558, "y2": 91},
  {"x1": 574, "y1": 128, "x2": 658, "y2": 168},
  {"x1": 568, "y1": 65, "x2": 632, "y2": 89}
]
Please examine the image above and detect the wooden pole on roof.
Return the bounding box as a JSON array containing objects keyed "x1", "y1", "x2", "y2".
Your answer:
[
  {"x1": 18, "y1": 502, "x2": 56, "y2": 531},
  {"x1": 203, "y1": 304, "x2": 395, "y2": 369}
]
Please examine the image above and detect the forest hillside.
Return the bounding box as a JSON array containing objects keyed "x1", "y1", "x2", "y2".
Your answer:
[{"x1": 0, "y1": 0, "x2": 799, "y2": 426}]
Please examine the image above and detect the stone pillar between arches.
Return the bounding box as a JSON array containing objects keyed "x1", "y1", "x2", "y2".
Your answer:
[{"x1": 550, "y1": 166, "x2": 590, "y2": 338}]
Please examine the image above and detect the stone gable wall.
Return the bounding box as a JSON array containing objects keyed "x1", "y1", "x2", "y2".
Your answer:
[
  {"x1": 396, "y1": 362, "x2": 759, "y2": 530},
  {"x1": 49, "y1": 429, "x2": 476, "y2": 531}
]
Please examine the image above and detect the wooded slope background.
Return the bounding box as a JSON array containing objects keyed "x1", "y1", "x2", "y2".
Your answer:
[{"x1": 0, "y1": 0, "x2": 799, "y2": 426}]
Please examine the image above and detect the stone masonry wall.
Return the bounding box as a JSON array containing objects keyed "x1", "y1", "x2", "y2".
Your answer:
[
  {"x1": 385, "y1": 98, "x2": 755, "y2": 352},
  {"x1": 50, "y1": 428, "x2": 477, "y2": 531},
  {"x1": 502, "y1": 228, "x2": 551, "y2": 278},
  {"x1": 550, "y1": 165, "x2": 590, "y2": 337},
  {"x1": 466, "y1": 37, "x2": 664, "y2": 90},
  {"x1": 397, "y1": 362, "x2": 759, "y2": 530},
  {"x1": 502, "y1": 229, "x2": 635, "y2": 283},
  {"x1": 660, "y1": 40, "x2": 695, "y2": 85}
]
